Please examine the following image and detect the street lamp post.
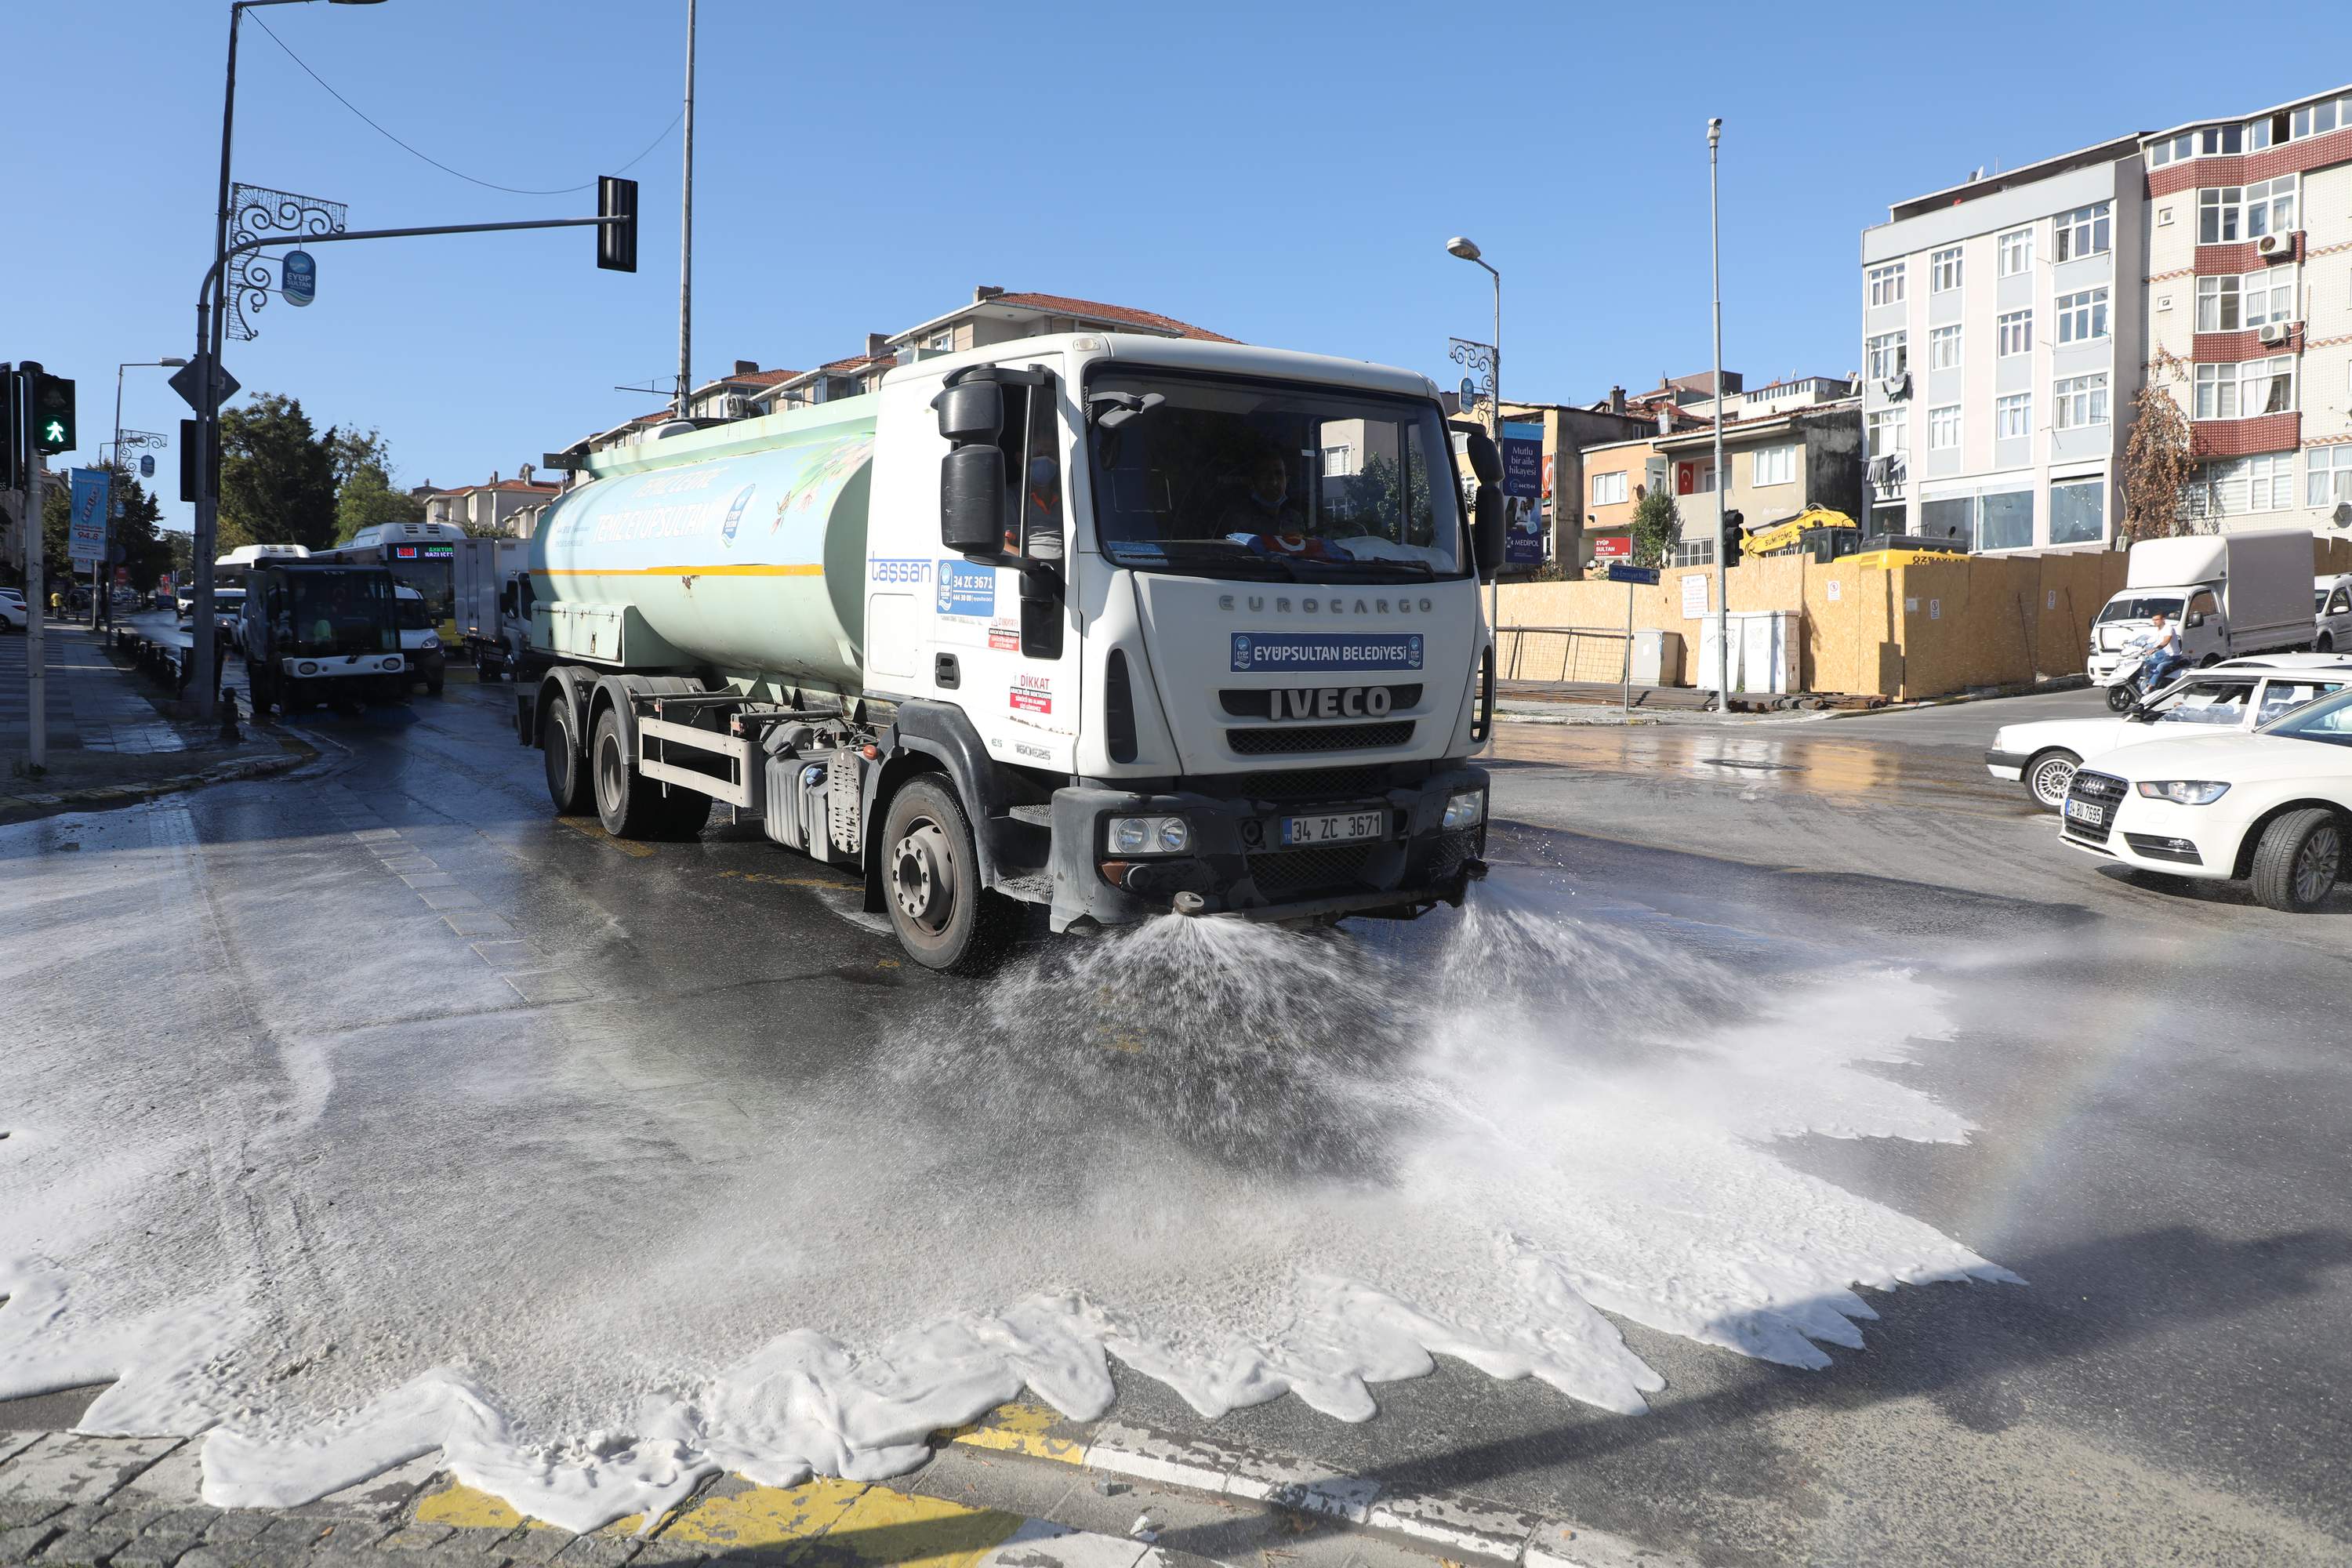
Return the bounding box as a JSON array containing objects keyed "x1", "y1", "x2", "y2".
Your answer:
[
  {"x1": 189, "y1": 0, "x2": 386, "y2": 720},
  {"x1": 100, "y1": 358, "x2": 188, "y2": 627},
  {"x1": 1446, "y1": 236, "x2": 1501, "y2": 639},
  {"x1": 1708, "y1": 118, "x2": 1729, "y2": 710}
]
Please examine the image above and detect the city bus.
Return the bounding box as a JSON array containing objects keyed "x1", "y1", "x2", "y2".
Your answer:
[{"x1": 309, "y1": 521, "x2": 469, "y2": 630}]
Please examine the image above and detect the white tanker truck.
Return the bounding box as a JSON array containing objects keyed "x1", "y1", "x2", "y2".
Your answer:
[{"x1": 519, "y1": 333, "x2": 1502, "y2": 970}]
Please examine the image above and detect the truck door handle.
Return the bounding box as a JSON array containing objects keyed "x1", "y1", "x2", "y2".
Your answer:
[{"x1": 935, "y1": 652, "x2": 960, "y2": 689}]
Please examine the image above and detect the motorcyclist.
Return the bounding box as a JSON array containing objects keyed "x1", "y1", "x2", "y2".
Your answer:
[{"x1": 2141, "y1": 611, "x2": 2186, "y2": 692}]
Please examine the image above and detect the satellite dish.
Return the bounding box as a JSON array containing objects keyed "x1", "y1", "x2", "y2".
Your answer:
[{"x1": 2334, "y1": 502, "x2": 2352, "y2": 529}]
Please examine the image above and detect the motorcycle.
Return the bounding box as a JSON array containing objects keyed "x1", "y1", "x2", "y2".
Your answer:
[{"x1": 2100, "y1": 633, "x2": 2180, "y2": 713}]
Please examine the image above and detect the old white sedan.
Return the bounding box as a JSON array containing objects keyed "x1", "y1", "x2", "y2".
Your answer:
[
  {"x1": 2056, "y1": 685, "x2": 2352, "y2": 910},
  {"x1": 1986, "y1": 662, "x2": 2352, "y2": 811}
]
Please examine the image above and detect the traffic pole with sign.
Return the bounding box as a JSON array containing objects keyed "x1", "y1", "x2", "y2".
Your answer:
[
  {"x1": 16, "y1": 365, "x2": 45, "y2": 772},
  {"x1": 1605, "y1": 562, "x2": 1661, "y2": 715}
]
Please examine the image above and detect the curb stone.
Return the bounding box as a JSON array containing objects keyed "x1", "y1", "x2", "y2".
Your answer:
[
  {"x1": 0, "y1": 736, "x2": 314, "y2": 828},
  {"x1": 0, "y1": 1414, "x2": 1706, "y2": 1568}
]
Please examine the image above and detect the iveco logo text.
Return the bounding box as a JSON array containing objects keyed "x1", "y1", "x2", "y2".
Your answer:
[{"x1": 1218, "y1": 594, "x2": 1434, "y2": 615}]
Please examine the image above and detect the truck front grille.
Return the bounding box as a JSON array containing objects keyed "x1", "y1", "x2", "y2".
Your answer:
[
  {"x1": 1230, "y1": 765, "x2": 1390, "y2": 801},
  {"x1": 1246, "y1": 843, "x2": 1377, "y2": 898},
  {"x1": 1227, "y1": 720, "x2": 1414, "y2": 756}
]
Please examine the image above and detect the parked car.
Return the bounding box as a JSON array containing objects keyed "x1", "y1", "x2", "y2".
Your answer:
[
  {"x1": 392, "y1": 585, "x2": 446, "y2": 696},
  {"x1": 2058, "y1": 684, "x2": 2352, "y2": 910},
  {"x1": 2316, "y1": 575, "x2": 2352, "y2": 653},
  {"x1": 175, "y1": 587, "x2": 198, "y2": 619},
  {"x1": 0, "y1": 595, "x2": 24, "y2": 635},
  {"x1": 1987, "y1": 660, "x2": 2352, "y2": 810}
]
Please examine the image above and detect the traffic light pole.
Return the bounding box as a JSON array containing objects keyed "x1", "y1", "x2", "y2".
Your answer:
[
  {"x1": 17, "y1": 367, "x2": 45, "y2": 773},
  {"x1": 185, "y1": 211, "x2": 622, "y2": 719}
]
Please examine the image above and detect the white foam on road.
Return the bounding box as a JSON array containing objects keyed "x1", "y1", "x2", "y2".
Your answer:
[{"x1": 0, "y1": 813, "x2": 2015, "y2": 1533}]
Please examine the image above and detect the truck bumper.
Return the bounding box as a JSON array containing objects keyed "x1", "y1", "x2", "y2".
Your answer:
[{"x1": 1045, "y1": 764, "x2": 1490, "y2": 933}]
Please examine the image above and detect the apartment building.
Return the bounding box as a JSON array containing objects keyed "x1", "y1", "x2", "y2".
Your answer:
[
  {"x1": 1863, "y1": 82, "x2": 2352, "y2": 551},
  {"x1": 1655, "y1": 381, "x2": 1863, "y2": 557},
  {"x1": 1861, "y1": 136, "x2": 2147, "y2": 553},
  {"x1": 2143, "y1": 87, "x2": 2352, "y2": 531},
  {"x1": 416, "y1": 469, "x2": 564, "y2": 538}
]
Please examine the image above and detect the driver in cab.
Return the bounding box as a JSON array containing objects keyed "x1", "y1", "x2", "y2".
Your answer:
[{"x1": 1223, "y1": 452, "x2": 1352, "y2": 561}]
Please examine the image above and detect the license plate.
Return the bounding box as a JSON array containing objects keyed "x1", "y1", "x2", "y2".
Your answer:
[
  {"x1": 2064, "y1": 800, "x2": 2104, "y2": 826},
  {"x1": 1281, "y1": 810, "x2": 1385, "y2": 847}
]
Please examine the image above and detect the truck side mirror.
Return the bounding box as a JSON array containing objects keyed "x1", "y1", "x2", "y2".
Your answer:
[
  {"x1": 1472, "y1": 484, "x2": 1505, "y2": 577},
  {"x1": 2186, "y1": 612, "x2": 2206, "y2": 628},
  {"x1": 934, "y1": 381, "x2": 1003, "y2": 443},
  {"x1": 941, "y1": 445, "x2": 1006, "y2": 554},
  {"x1": 1463, "y1": 428, "x2": 1504, "y2": 487}
]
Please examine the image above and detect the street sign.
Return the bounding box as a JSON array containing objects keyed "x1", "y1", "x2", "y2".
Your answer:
[
  {"x1": 67, "y1": 468, "x2": 110, "y2": 570},
  {"x1": 1457, "y1": 376, "x2": 1475, "y2": 407},
  {"x1": 140, "y1": 453, "x2": 155, "y2": 478},
  {"x1": 282, "y1": 249, "x2": 317, "y2": 307},
  {"x1": 1606, "y1": 563, "x2": 1661, "y2": 585},
  {"x1": 1592, "y1": 534, "x2": 1632, "y2": 561},
  {"x1": 169, "y1": 354, "x2": 241, "y2": 414}
]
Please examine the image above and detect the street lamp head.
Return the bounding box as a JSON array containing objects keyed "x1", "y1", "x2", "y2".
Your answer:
[
  {"x1": 159, "y1": 357, "x2": 190, "y2": 368},
  {"x1": 1445, "y1": 236, "x2": 1482, "y2": 262},
  {"x1": 1708, "y1": 117, "x2": 1722, "y2": 145}
]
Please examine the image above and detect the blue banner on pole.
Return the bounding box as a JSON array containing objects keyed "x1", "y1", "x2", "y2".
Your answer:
[
  {"x1": 282, "y1": 249, "x2": 317, "y2": 307},
  {"x1": 67, "y1": 468, "x2": 111, "y2": 570},
  {"x1": 1500, "y1": 419, "x2": 1545, "y2": 567}
]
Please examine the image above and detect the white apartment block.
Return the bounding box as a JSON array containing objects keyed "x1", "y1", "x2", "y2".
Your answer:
[
  {"x1": 1863, "y1": 82, "x2": 2352, "y2": 553},
  {"x1": 1861, "y1": 136, "x2": 2146, "y2": 552}
]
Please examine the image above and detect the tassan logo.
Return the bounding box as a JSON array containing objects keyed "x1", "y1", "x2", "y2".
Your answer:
[{"x1": 870, "y1": 557, "x2": 932, "y2": 586}]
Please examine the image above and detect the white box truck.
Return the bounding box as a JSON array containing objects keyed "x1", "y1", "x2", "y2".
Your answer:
[
  {"x1": 517, "y1": 334, "x2": 1501, "y2": 971},
  {"x1": 2086, "y1": 529, "x2": 2312, "y2": 683}
]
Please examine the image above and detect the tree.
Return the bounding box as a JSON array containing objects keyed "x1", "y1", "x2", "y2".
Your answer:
[
  {"x1": 327, "y1": 425, "x2": 426, "y2": 543},
  {"x1": 2122, "y1": 350, "x2": 2201, "y2": 541},
  {"x1": 1628, "y1": 485, "x2": 1679, "y2": 568},
  {"x1": 218, "y1": 392, "x2": 339, "y2": 552}
]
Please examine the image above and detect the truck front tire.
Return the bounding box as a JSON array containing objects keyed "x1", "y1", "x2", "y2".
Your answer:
[
  {"x1": 543, "y1": 699, "x2": 591, "y2": 815},
  {"x1": 881, "y1": 776, "x2": 1018, "y2": 974}
]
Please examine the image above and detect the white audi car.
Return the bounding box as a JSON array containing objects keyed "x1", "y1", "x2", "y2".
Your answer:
[
  {"x1": 2056, "y1": 685, "x2": 2352, "y2": 910},
  {"x1": 1987, "y1": 660, "x2": 2352, "y2": 811}
]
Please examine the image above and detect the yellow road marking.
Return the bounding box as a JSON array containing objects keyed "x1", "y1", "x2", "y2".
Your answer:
[
  {"x1": 713, "y1": 867, "x2": 858, "y2": 890},
  {"x1": 659, "y1": 1478, "x2": 868, "y2": 1551},
  {"x1": 558, "y1": 816, "x2": 657, "y2": 857},
  {"x1": 810, "y1": 1486, "x2": 1024, "y2": 1568},
  {"x1": 944, "y1": 1403, "x2": 1087, "y2": 1464},
  {"x1": 414, "y1": 1482, "x2": 644, "y2": 1537}
]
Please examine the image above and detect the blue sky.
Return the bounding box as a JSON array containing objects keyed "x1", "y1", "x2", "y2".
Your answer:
[{"x1": 11, "y1": 0, "x2": 2352, "y2": 538}]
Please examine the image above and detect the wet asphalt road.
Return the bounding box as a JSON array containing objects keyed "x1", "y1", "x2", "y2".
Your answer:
[{"x1": 9, "y1": 676, "x2": 2350, "y2": 1567}]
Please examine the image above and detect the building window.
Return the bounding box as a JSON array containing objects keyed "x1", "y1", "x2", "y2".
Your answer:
[
  {"x1": 2310, "y1": 446, "x2": 2352, "y2": 509},
  {"x1": 1591, "y1": 470, "x2": 1628, "y2": 506},
  {"x1": 1690, "y1": 459, "x2": 1717, "y2": 495},
  {"x1": 1928, "y1": 404, "x2": 1961, "y2": 450},
  {"x1": 2049, "y1": 479, "x2": 2106, "y2": 543},
  {"x1": 927, "y1": 330, "x2": 955, "y2": 350},
  {"x1": 1867, "y1": 332, "x2": 1908, "y2": 380},
  {"x1": 1753, "y1": 445, "x2": 1796, "y2": 487},
  {"x1": 2193, "y1": 271, "x2": 2292, "y2": 332},
  {"x1": 2199, "y1": 178, "x2": 2299, "y2": 245},
  {"x1": 1930, "y1": 247, "x2": 1962, "y2": 292},
  {"x1": 2249, "y1": 453, "x2": 2296, "y2": 510},
  {"x1": 2149, "y1": 132, "x2": 2194, "y2": 168},
  {"x1": 2056, "y1": 288, "x2": 2109, "y2": 343},
  {"x1": 2245, "y1": 176, "x2": 2298, "y2": 238},
  {"x1": 1978, "y1": 490, "x2": 2034, "y2": 550},
  {"x1": 2053, "y1": 374, "x2": 2109, "y2": 430},
  {"x1": 1929, "y1": 324, "x2": 1962, "y2": 370},
  {"x1": 2196, "y1": 275, "x2": 2241, "y2": 332},
  {"x1": 2201, "y1": 123, "x2": 2246, "y2": 156},
  {"x1": 2055, "y1": 203, "x2": 2111, "y2": 261},
  {"x1": 1998, "y1": 228, "x2": 2034, "y2": 275},
  {"x1": 2196, "y1": 355, "x2": 2296, "y2": 419},
  {"x1": 1998, "y1": 310, "x2": 2033, "y2": 357},
  {"x1": 2200, "y1": 186, "x2": 2241, "y2": 244},
  {"x1": 1867, "y1": 409, "x2": 1908, "y2": 458},
  {"x1": 1320, "y1": 443, "x2": 1356, "y2": 477},
  {"x1": 1671, "y1": 536, "x2": 1715, "y2": 566},
  {"x1": 1867, "y1": 263, "x2": 1905, "y2": 308},
  {"x1": 2290, "y1": 96, "x2": 2350, "y2": 141},
  {"x1": 1996, "y1": 393, "x2": 2032, "y2": 440}
]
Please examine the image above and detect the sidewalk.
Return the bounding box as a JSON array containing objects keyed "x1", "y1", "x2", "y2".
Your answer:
[{"x1": 0, "y1": 622, "x2": 307, "y2": 823}]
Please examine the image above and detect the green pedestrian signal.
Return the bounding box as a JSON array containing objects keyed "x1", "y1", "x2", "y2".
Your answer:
[{"x1": 32, "y1": 374, "x2": 74, "y2": 454}]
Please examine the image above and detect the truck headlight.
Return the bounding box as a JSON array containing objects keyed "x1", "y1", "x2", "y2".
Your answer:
[
  {"x1": 1108, "y1": 815, "x2": 1191, "y2": 855},
  {"x1": 422, "y1": 635, "x2": 439, "y2": 648},
  {"x1": 1442, "y1": 789, "x2": 1486, "y2": 830},
  {"x1": 2135, "y1": 780, "x2": 2230, "y2": 805}
]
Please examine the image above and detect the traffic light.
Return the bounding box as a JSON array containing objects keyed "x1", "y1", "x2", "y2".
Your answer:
[
  {"x1": 179, "y1": 419, "x2": 220, "y2": 503},
  {"x1": 31, "y1": 373, "x2": 74, "y2": 454},
  {"x1": 1720, "y1": 508, "x2": 1745, "y2": 567},
  {"x1": 597, "y1": 176, "x2": 637, "y2": 273},
  {"x1": 2, "y1": 365, "x2": 17, "y2": 492}
]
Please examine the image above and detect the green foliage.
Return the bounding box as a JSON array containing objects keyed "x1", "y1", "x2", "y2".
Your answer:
[
  {"x1": 219, "y1": 392, "x2": 339, "y2": 553},
  {"x1": 334, "y1": 466, "x2": 425, "y2": 543},
  {"x1": 1629, "y1": 488, "x2": 1680, "y2": 568}
]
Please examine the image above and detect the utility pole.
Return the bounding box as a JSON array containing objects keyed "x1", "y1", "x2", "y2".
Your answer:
[
  {"x1": 18, "y1": 365, "x2": 47, "y2": 773},
  {"x1": 1708, "y1": 117, "x2": 1729, "y2": 711},
  {"x1": 676, "y1": 0, "x2": 695, "y2": 418}
]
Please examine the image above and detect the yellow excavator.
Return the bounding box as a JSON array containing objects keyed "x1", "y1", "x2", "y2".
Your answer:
[{"x1": 1743, "y1": 506, "x2": 1968, "y2": 568}]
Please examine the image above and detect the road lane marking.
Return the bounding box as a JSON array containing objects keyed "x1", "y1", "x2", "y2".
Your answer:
[
  {"x1": 659, "y1": 1477, "x2": 870, "y2": 1552},
  {"x1": 945, "y1": 1403, "x2": 1087, "y2": 1464},
  {"x1": 414, "y1": 1481, "x2": 647, "y2": 1537},
  {"x1": 713, "y1": 866, "x2": 860, "y2": 890}
]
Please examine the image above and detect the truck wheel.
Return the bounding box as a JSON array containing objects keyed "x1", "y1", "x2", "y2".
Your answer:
[
  {"x1": 2250, "y1": 808, "x2": 2342, "y2": 912},
  {"x1": 2024, "y1": 750, "x2": 2080, "y2": 811},
  {"x1": 590, "y1": 706, "x2": 705, "y2": 841},
  {"x1": 881, "y1": 776, "x2": 1017, "y2": 974},
  {"x1": 542, "y1": 697, "x2": 591, "y2": 815}
]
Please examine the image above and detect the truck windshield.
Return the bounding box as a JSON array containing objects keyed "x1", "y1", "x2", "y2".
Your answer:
[
  {"x1": 2098, "y1": 596, "x2": 2184, "y2": 622},
  {"x1": 285, "y1": 572, "x2": 397, "y2": 656},
  {"x1": 1085, "y1": 370, "x2": 1465, "y2": 583}
]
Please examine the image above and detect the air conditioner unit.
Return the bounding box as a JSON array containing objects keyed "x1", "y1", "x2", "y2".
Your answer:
[
  {"x1": 2256, "y1": 233, "x2": 2288, "y2": 258},
  {"x1": 2258, "y1": 322, "x2": 2289, "y2": 345}
]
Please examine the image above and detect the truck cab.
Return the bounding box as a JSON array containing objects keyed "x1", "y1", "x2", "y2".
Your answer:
[
  {"x1": 241, "y1": 562, "x2": 408, "y2": 714},
  {"x1": 523, "y1": 334, "x2": 1501, "y2": 970}
]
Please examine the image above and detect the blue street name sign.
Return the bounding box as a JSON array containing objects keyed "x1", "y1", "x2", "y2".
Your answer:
[
  {"x1": 282, "y1": 249, "x2": 317, "y2": 307},
  {"x1": 1606, "y1": 563, "x2": 1661, "y2": 585}
]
